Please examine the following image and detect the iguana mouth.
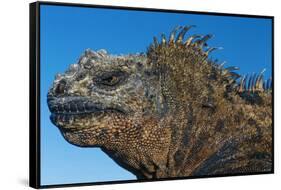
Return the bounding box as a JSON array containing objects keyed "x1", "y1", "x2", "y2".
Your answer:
[
  {"x1": 47, "y1": 96, "x2": 125, "y2": 126},
  {"x1": 47, "y1": 96, "x2": 106, "y2": 115}
]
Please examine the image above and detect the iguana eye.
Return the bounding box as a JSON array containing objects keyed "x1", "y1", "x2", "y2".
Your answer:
[
  {"x1": 96, "y1": 71, "x2": 127, "y2": 87},
  {"x1": 100, "y1": 75, "x2": 120, "y2": 86}
]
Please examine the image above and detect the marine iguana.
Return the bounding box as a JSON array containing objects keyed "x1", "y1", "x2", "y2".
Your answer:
[{"x1": 47, "y1": 26, "x2": 272, "y2": 179}]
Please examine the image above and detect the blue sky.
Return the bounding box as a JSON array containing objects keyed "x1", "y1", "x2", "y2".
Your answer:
[{"x1": 40, "y1": 4, "x2": 272, "y2": 186}]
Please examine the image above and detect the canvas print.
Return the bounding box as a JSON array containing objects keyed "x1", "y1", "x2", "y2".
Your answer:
[{"x1": 30, "y1": 2, "x2": 273, "y2": 188}]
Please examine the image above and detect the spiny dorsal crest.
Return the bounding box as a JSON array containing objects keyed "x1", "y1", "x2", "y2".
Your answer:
[
  {"x1": 147, "y1": 25, "x2": 272, "y2": 98},
  {"x1": 148, "y1": 25, "x2": 219, "y2": 58},
  {"x1": 237, "y1": 69, "x2": 272, "y2": 93}
]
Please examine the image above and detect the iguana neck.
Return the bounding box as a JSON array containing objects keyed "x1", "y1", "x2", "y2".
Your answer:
[{"x1": 100, "y1": 116, "x2": 172, "y2": 179}]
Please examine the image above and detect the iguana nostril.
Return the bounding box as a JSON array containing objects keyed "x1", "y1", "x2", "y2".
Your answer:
[{"x1": 55, "y1": 79, "x2": 67, "y2": 95}]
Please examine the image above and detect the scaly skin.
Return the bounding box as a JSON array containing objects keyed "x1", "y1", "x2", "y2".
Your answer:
[{"x1": 47, "y1": 26, "x2": 272, "y2": 179}]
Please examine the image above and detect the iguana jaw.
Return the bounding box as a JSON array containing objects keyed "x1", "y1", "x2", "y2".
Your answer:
[{"x1": 47, "y1": 96, "x2": 126, "y2": 131}]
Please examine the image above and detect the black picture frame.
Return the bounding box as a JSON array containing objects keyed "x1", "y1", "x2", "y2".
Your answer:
[{"x1": 29, "y1": 1, "x2": 274, "y2": 189}]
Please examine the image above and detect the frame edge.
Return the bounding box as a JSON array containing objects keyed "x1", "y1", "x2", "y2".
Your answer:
[{"x1": 29, "y1": 1, "x2": 41, "y2": 189}]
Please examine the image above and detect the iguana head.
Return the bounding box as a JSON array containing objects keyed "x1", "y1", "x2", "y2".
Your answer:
[{"x1": 47, "y1": 49, "x2": 167, "y2": 148}]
